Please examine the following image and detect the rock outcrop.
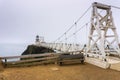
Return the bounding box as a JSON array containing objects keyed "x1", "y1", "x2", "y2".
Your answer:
[{"x1": 21, "y1": 45, "x2": 54, "y2": 55}]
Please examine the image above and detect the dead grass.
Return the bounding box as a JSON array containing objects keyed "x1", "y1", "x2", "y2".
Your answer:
[{"x1": 0, "y1": 63, "x2": 120, "y2": 80}]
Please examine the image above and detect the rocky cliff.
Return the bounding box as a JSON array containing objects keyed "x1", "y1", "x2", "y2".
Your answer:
[{"x1": 21, "y1": 45, "x2": 54, "y2": 55}]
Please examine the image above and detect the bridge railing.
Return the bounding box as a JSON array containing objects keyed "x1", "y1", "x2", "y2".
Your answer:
[{"x1": 40, "y1": 43, "x2": 84, "y2": 52}]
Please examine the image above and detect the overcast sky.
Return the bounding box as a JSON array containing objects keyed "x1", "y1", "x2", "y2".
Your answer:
[{"x1": 0, "y1": 0, "x2": 120, "y2": 56}]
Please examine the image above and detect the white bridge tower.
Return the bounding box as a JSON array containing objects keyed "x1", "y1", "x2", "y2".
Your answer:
[{"x1": 87, "y1": 2, "x2": 120, "y2": 60}]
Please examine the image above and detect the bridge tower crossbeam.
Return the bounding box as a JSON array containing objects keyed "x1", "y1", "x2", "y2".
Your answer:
[{"x1": 87, "y1": 2, "x2": 120, "y2": 60}]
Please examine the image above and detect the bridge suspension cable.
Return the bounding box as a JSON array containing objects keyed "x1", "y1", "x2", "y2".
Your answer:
[
  {"x1": 86, "y1": 23, "x2": 88, "y2": 43},
  {"x1": 111, "y1": 5, "x2": 120, "y2": 9},
  {"x1": 53, "y1": 4, "x2": 120, "y2": 43},
  {"x1": 66, "y1": 21, "x2": 90, "y2": 40},
  {"x1": 57, "y1": 10, "x2": 104, "y2": 43},
  {"x1": 54, "y1": 5, "x2": 92, "y2": 43}
]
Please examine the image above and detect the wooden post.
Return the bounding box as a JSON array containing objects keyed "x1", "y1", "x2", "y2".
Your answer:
[
  {"x1": 0, "y1": 58, "x2": 4, "y2": 71},
  {"x1": 4, "y1": 59, "x2": 7, "y2": 67}
]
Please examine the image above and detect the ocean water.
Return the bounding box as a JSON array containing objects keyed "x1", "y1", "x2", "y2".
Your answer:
[{"x1": 0, "y1": 43, "x2": 28, "y2": 57}]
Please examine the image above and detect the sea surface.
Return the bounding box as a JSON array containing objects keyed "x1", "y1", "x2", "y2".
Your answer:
[{"x1": 0, "y1": 43, "x2": 29, "y2": 57}]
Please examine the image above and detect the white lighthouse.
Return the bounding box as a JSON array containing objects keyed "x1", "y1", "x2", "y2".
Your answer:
[{"x1": 35, "y1": 35, "x2": 45, "y2": 45}]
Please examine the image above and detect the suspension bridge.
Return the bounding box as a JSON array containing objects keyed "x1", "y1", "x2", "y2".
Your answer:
[
  {"x1": 35, "y1": 2, "x2": 120, "y2": 70},
  {"x1": 1, "y1": 2, "x2": 120, "y2": 71}
]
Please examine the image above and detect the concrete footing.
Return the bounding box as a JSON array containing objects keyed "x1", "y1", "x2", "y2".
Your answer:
[
  {"x1": 85, "y1": 56, "x2": 120, "y2": 71},
  {"x1": 85, "y1": 57, "x2": 110, "y2": 69},
  {"x1": 110, "y1": 63, "x2": 120, "y2": 71},
  {"x1": 107, "y1": 56, "x2": 120, "y2": 71}
]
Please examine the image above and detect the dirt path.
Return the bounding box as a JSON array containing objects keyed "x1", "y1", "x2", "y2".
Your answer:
[{"x1": 0, "y1": 63, "x2": 120, "y2": 80}]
